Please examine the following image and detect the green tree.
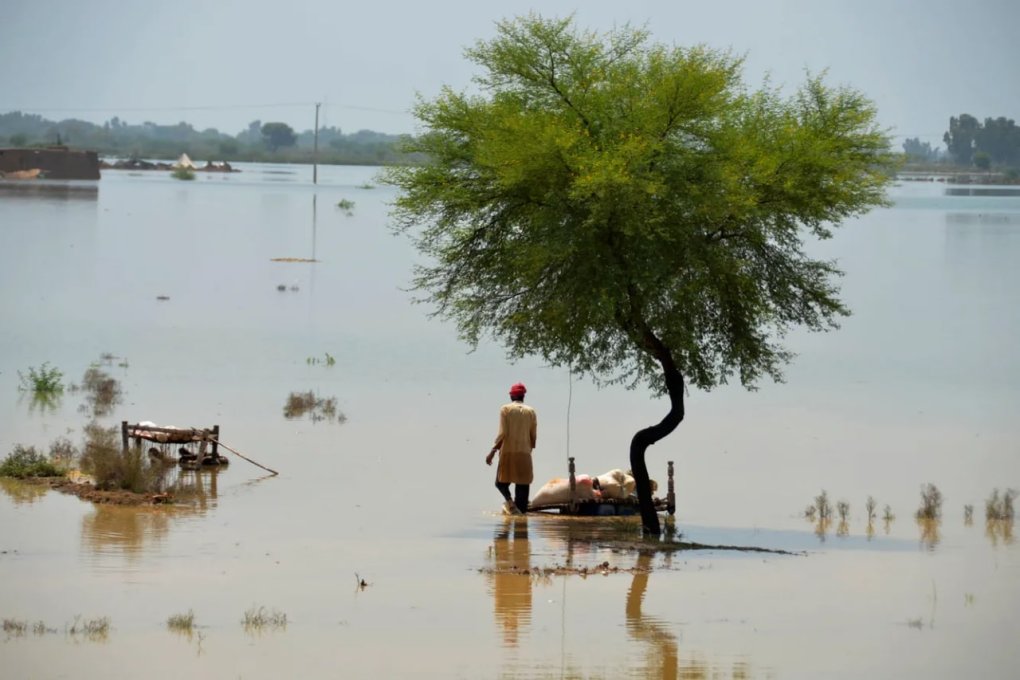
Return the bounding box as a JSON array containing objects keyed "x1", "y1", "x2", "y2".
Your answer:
[
  {"x1": 973, "y1": 150, "x2": 991, "y2": 170},
  {"x1": 944, "y1": 114, "x2": 979, "y2": 165},
  {"x1": 386, "y1": 16, "x2": 895, "y2": 534},
  {"x1": 261, "y1": 122, "x2": 297, "y2": 151}
]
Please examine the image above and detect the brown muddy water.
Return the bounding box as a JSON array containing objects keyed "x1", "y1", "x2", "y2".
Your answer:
[{"x1": 1, "y1": 167, "x2": 1018, "y2": 678}]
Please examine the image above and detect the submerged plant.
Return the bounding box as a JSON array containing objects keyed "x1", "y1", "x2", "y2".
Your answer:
[
  {"x1": 964, "y1": 504, "x2": 974, "y2": 524},
  {"x1": 66, "y1": 615, "x2": 110, "y2": 640},
  {"x1": 882, "y1": 504, "x2": 895, "y2": 522},
  {"x1": 916, "y1": 483, "x2": 943, "y2": 520},
  {"x1": 242, "y1": 605, "x2": 287, "y2": 632},
  {"x1": 865, "y1": 496, "x2": 877, "y2": 522},
  {"x1": 985, "y1": 488, "x2": 1016, "y2": 521},
  {"x1": 71, "y1": 363, "x2": 123, "y2": 417},
  {"x1": 166, "y1": 610, "x2": 195, "y2": 634},
  {"x1": 3, "y1": 619, "x2": 28, "y2": 637},
  {"x1": 171, "y1": 166, "x2": 195, "y2": 181},
  {"x1": 814, "y1": 490, "x2": 832, "y2": 521},
  {"x1": 17, "y1": 363, "x2": 64, "y2": 395},
  {"x1": 336, "y1": 198, "x2": 355, "y2": 214},
  {"x1": 836, "y1": 500, "x2": 850, "y2": 522},
  {"x1": 283, "y1": 390, "x2": 346, "y2": 423}
]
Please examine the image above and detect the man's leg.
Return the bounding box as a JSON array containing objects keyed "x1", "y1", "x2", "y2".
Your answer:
[
  {"x1": 495, "y1": 480, "x2": 513, "y2": 502},
  {"x1": 514, "y1": 484, "x2": 530, "y2": 514}
]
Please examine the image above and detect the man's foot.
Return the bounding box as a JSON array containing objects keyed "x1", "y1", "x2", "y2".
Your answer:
[{"x1": 502, "y1": 500, "x2": 522, "y2": 516}]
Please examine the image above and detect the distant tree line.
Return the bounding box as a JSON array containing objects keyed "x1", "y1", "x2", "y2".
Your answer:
[
  {"x1": 940, "y1": 114, "x2": 1020, "y2": 169},
  {"x1": 0, "y1": 111, "x2": 417, "y2": 165},
  {"x1": 900, "y1": 114, "x2": 1019, "y2": 173}
]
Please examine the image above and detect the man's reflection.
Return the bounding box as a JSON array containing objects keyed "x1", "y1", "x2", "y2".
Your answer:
[{"x1": 486, "y1": 517, "x2": 532, "y2": 647}]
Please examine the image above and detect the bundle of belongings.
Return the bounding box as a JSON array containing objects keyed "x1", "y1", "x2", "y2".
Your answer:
[{"x1": 530, "y1": 468, "x2": 657, "y2": 508}]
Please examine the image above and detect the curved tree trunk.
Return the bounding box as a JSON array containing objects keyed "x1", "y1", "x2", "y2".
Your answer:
[{"x1": 630, "y1": 350, "x2": 685, "y2": 536}]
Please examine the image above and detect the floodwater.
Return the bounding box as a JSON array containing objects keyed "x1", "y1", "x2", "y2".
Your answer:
[{"x1": 1, "y1": 166, "x2": 1018, "y2": 679}]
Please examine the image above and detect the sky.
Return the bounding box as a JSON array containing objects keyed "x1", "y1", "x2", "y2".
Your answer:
[{"x1": 1, "y1": 0, "x2": 1017, "y2": 147}]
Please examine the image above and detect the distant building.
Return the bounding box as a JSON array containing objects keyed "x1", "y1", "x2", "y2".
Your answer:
[{"x1": 0, "y1": 146, "x2": 100, "y2": 180}]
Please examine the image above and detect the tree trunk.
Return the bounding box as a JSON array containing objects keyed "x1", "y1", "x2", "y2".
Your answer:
[{"x1": 630, "y1": 353, "x2": 685, "y2": 536}]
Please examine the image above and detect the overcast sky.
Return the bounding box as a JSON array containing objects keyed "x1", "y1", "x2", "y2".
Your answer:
[{"x1": 2, "y1": 0, "x2": 1017, "y2": 147}]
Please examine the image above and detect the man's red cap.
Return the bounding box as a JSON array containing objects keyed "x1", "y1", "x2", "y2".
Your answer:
[{"x1": 509, "y1": 382, "x2": 527, "y2": 397}]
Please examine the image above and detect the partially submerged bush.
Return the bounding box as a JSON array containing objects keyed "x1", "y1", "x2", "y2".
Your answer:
[
  {"x1": 916, "y1": 483, "x2": 943, "y2": 520},
  {"x1": 865, "y1": 496, "x2": 877, "y2": 522},
  {"x1": 0, "y1": 445, "x2": 65, "y2": 478},
  {"x1": 986, "y1": 488, "x2": 1016, "y2": 521},
  {"x1": 283, "y1": 390, "x2": 346, "y2": 423},
  {"x1": 79, "y1": 422, "x2": 157, "y2": 493},
  {"x1": 17, "y1": 363, "x2": 64, "y2": 395},
  {"x1": 814, "y1": 490, "x2": 832, "y2": 520},
  {"x1": 171, "y1": 167, "x2": 195, "y2": 181},
  {"x1": 836, "y1": 500, "x2": 850, "y2": 522},
  {"x1": 71, "y1": 364, "x2": 122, "y2": 417}
]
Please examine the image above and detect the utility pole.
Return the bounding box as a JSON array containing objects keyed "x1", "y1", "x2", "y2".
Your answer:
[{"x1": 313, "y1": 102, "x2": 321, "y2": 185}]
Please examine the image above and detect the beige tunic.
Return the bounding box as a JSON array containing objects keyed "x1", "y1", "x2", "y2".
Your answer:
[{"x1": 493, "y1": 402, "x2": 537, "y2": 484}]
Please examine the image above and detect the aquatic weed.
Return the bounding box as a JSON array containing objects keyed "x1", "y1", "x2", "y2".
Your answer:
[
  {"x1": 242, "y1": 605, "x2": 287, "y2": 632},
  {"x1": 985, "y1": 488, "x2": 1016, "y2": 521},
  {"x1": 67, "y1": 615, "x2": 110, "y2": 640},
  {"x1": 865, "y1": 495, "x2": 877, "y2": 522},
  {"x1": 3, "y1": 618, "x2": 28, "y2": 637},
  {"x1": 17, "y1": 363, "x2": 64, "y2": 395},
  {"x1": 916, "y1": 483, "x2": 943, "y2": 520},
  {"x1": 814, "y1": 490, "x2": 832, "y2": 520},
  {"x1": 166, "y1": 610, "x2": 195, "y2": 634}
]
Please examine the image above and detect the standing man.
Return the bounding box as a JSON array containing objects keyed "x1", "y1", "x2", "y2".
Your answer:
[{"x1": 486, "y1": 382, "x2": 537, "y2": 515}]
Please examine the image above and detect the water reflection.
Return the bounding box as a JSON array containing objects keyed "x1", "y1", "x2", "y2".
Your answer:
[
  {"x1": 0, "y1": 477, "x2": 49, "y2": 505},
  {"x1": 487, "y1": 518, "x2": 532, "y2": 647},
  {"x1": 917, "y1": 518, "x2": 941, "y2": 551},
  {"x1": 0, "y1": 180, "x2": 99, "y2": 201},
  {"x1": 625, "y1": 553, "x2": 684, "y2": 678},
  {"x1": 487, "y1": 518, "x2": 756, "y2": 678},
  {"x1": 944, "y1": 187, "x2": 1020, "y2": 197},
  {"x1": 80, "y1": 469, "x2": 220, "y2": 558},
  {"x1": 985, "y1": 520, "x2": 1015, "y2": 547}
]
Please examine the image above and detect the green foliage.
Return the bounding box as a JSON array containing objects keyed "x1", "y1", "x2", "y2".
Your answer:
[
  {"x1": 171, "y1": 166, "x2": 195, "y2": 180},
  {"x1": 336, "y1": 199, "x2": 356, "y2": 213},
  {"x1": 386, "y1": 15, "x2": 895, "y2": 393},
  {"x1": 0, "y1": 445, "x2": 65, "y2": 478},
  {"x1": 973, "y1": 150, "x2": 991, "y2": 170},
  {"x1": 18, "y1": 363, "x2": 64, "y2": 395}
]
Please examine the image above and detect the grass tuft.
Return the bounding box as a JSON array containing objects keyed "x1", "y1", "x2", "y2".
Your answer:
[
  {"x1": 67, "y1": 615, "x2": 110, "y2": 640},
  {"x1": 242, "y1": 605, "x2": 287, "y2": 632},
  {"x1": 166, "y1": 610, "x2": 195, "y2": 633}
]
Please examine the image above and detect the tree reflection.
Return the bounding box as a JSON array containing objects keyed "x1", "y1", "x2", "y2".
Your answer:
[{"x1": 626, "y1": 553, "x2": 684, "y2": 679}]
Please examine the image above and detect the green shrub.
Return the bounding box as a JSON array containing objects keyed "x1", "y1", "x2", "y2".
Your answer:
[
  {"x1": 0, "y1": 445, "x2": 65, "y2": 478},
  {"x1": 17, "y1": 363, "x2": 64, "y2": 395},
  {"x1": 171, "y1": 166, "x2": 195, "y2": 180},
  {"x1": 78, "y1": 422, "x2": 157, "y2": 492}
]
